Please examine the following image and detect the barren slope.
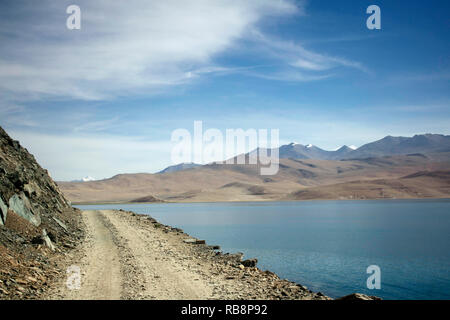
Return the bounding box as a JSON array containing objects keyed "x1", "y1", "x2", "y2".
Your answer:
[
  {"x1": 287, "y1": 170, "x2": 450, "y2": 200},
  {"x1": 59, "y1": 153, "x2": 450, "y2": 203}
]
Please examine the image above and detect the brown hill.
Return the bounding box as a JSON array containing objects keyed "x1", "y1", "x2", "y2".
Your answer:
[
  {"x1": 58, "y1": 153, "x2": 450, "y2": 204},
  {"x1": 130, "y1": 195, "x2": 165, "y2": 203},
  {"x1": 287, "y1": 170, "x2": 450, "y2": 201}
]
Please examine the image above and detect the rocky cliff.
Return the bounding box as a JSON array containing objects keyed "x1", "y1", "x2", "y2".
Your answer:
[
  {"x1": 0, "y1": 127, "x2": 72, "y2": 227},
  {"x1": 0, "y1": 126, "x2": 83, "y2": 299}
]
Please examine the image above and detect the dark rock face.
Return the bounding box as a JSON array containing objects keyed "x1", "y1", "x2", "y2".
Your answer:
[
  {"x1": 0, "y1": 126, "x2": 70, "y2": 227},
  {"x1": 0, "y1": 126, "x2": 84, "y2": 299}
]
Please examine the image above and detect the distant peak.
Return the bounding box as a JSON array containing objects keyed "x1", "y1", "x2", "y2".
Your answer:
[
  {"x1": 82, "y1": 176, "x2": 96, "y2": 182},
  {"x1": 157, "y1": 162, "x2": 201, "y2": 174},
  {"x1": 69, "y1": 176, "x2": 96, "y2": 182},
  {"x1": 305, "y1": 144, "x2": 313, "y2": 148},
  {"x1": 334, "y1": 145, "x2": 357, "y2": 152}
]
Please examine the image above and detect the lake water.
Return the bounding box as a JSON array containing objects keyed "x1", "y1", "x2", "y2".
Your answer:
[{"x1": 76, "y1": 199, "x2": 450, "y2": 300}]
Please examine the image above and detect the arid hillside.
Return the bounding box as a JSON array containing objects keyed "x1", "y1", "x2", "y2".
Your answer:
[
  {"x1": 59, "y1": 152, "x2": 450, "y2": 204},
  {"x1": 0, "y1": 126, "x2": 84, "y2": 299},
  {"x1": 286, "y1": 170, "x2": 450, "y2": 200}
]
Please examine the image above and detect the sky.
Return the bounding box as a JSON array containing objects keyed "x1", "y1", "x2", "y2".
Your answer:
[{"x1": 0, "y1": 0, "x2": 449, "y2": 180}]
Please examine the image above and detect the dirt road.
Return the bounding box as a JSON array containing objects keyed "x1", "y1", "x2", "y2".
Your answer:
[{"x1": 48, "y1": 210, "x2": 329, "y2": 300}]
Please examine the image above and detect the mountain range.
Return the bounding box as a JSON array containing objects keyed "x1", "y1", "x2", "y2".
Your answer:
[
  {"x1": 256, "y1": 133, "x2": 450, "y2": 162},
  {"x1": 159, "y1": 134, "x2": 450, "y2": 173},
  {"x1": 58, "y1": 134, "x2": 450, "y2": 204}
]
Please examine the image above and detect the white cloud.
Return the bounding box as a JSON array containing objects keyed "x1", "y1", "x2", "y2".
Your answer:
[
  {"x1": 0, "y1": 0, "x2": 298, "y2": 101},
  {"x1": 0, "y1": 0, "x2": 369, "y2": 101},
  {"x1": 291, "y1": 58, "x2": 328, "y2": 71},
  {"x1": 73, "y1": 117, "x2": 121, "y2": 133},
  {"x1": 245, "y1": 70, "x2": 332, "y2": 82},
  {"x1": 248, "y1": 30, "x2": 369, "y2": 76}
]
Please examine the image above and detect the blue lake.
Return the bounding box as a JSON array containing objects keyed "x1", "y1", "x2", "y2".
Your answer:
[{"x1": 76, "y1": 199, "x2": 450, "y2": 300}]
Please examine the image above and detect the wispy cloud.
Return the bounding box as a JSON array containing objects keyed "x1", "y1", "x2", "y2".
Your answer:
[
  {"x1": 0, "y1": 0, "x2": 299, "y2": 101},
  {"x1": 247, "y1": 30, "x2": 370, "y2": 76},
  {"x1": 0, "y1": 103, "x2": 40, "y2": 128},
  {"x1": 73, "y1": 117, "x2": 120, "y2": 133},
  {"x1": 0, "y1": 104, "x2": 25, "y2": 115},
  {"x1": 0, "y1": 0, "x2": 370, "y2": 101},
  {"x1": 244, "y1": 70, "x2": 332, "y2": 82}
]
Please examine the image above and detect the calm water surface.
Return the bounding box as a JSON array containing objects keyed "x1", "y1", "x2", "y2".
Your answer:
[{"x1": 77, "y1": 199, "x2": 450, "y2": 300}]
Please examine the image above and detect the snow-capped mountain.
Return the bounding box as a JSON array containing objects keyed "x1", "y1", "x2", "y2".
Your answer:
[
  {"x1": 71, "y1": 176, "x2": 96, "y2": 182},
  {"x1": 253, "y1": 134, "x2": 450, "y2": 161}
]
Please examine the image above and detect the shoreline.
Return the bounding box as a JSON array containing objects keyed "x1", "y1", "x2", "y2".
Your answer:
[
  {"x1": 71, "y1": 197, "x2": 450, "y2": 206},
  {"x1": 115, "y1": 209, "x2": 381, "y2": 300},
  {"x1": 46, "y1": 209, "x2": 379, "y2": 300},
  {"x1": 120, "y1": 209, "x2": 330, "y2": 300}
]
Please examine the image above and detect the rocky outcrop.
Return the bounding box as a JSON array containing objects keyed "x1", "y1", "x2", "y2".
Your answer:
[
  {"x1": 0, "y1": 126, "x2": 71, "y2": 227},
  {"x1": 242, "y1": 258, "x2": 258, "y2": 268},
  {"x1": 0, "y1": 126, "x2": 83, "y2": 299}
]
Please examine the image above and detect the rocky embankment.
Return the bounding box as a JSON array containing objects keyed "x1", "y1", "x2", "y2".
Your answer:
[
  {"x1": 120, "y1": 209, "x2": 332, "y2": 300},
  {"x1": 0, "y1": 126, "x2": 84, "y2": 299},
  {"x1": 120, "y1": 210, "x2": 380, "y2": 300},
  {"x1": 47, "y1": 208, "x2": 379, "y2": 300}
]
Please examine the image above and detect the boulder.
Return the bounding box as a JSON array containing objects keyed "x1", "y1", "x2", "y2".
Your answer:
[
  {"x1": 52, "y1": 217, "x2": 68, "y2": 232},
  {"x1": 242, "y1": 258, "x2": 258, "y2": 267},
  {"x1": 41, "y1": 229, "x2": 56, "y2": 251},
  {"x1": 23, "y1": 183, "x2": 39, "y2": 198},
  {"x1": 183, "y1": 238, "x2": 206, "y2": 245},
  {"x1": 8, "y1": 193, "x2": 41, "y2": 227}
]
